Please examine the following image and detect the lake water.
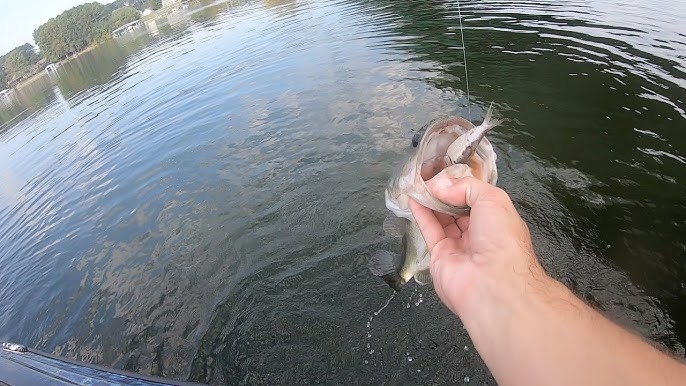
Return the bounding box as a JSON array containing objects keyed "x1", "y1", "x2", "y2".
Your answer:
[{"x1": 1, "y1": 0, "x2": 685, "y2": 384}]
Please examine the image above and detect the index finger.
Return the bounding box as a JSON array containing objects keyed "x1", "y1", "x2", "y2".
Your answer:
[{"x1": 409, "y1": 199, "x2": 446, "y2": 250}]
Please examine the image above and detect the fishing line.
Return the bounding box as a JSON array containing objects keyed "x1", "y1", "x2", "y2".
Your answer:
[{"x1": 456, "y1": 0, "x2": 472, "y2": 122}]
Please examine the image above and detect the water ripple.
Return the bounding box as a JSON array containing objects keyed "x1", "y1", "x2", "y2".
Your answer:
[{"x1": 0, "y1": 0, "x2": 684, "y2": 384}]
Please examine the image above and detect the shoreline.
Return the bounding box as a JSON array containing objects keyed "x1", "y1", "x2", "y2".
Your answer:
[
  {"x1": 18, "y1": 72, "x2": 48, "y2": 88},
  {"x1": 67, "y1": 43, "x2": 99, "y2": 60},
  {"x1": 11, "y1": 43, "x2": 102, "y2": 90}
]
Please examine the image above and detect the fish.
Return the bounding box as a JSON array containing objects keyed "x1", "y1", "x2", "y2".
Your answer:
[{"x1": 369, "y1": 105, "x2": 501, "y2": 290}]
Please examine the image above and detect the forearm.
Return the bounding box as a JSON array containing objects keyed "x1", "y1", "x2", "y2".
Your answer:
[{"x1": 458, "y1": 271, "x2": 686, "y2": 386}]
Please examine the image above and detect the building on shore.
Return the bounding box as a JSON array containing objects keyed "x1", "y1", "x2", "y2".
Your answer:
[
  {"x1": 112, "y1": 19, "x2": 145, "y2": 38},
  {"x1": 45, "y1": 63, "x2": 59, "y2": 73}
]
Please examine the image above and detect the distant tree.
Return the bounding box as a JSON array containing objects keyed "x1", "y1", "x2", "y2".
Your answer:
[
  {"x1": 4, "y1": 51, "x2": 31, "y2": 82},
  {"x1": 126, "y1": 0, "x2": 146, "y2": 11},
  {"x1": 34, "y1": 3, "x2": 112, "y2": 62},
  {"x1": 145, "y1": 0, "x2": 163, "y2": 10},
  {"x1": 32, "y1": 1, "x2": 159, "y2": 63},
  {"x1": 0, "y1": 69, "x2": 7, "y2": 90},
  {"x1": 1, "y1": 44, "x2": 43, "y2": 84},
  {"x1": 110, "y1": 6, "x2": 141, "y2": 30},
  {"x1": 105, "y1": 0, "x2": 126, "y2": 14},
  {"x1": 105, "y1": 0, "x2": 146, "y2": 13}
]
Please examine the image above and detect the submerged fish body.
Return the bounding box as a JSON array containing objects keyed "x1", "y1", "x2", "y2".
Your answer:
[{"x1": 369, "y1": 106, "x2": 500, "y2": 290}]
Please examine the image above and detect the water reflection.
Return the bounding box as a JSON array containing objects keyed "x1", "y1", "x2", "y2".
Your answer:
[
  {"x1": 54, "y1": 38, "x2": 151, "y2": 102},
  {"x1": 0, "y1": 74, "x2": 57, "y2": 128},
  {"x1": 361, "y1": 0, "x2": 686, "y2": 343},
  {"x1": 263, "y1": 0, "x2": 298, "y2": 11},
  {"x1": 0, "y1": 0, "x2": 684, "y2": 384}
]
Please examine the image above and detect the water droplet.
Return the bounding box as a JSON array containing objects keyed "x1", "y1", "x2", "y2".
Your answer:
[
  {"x1": 415, "y1": 301, "x2": 420, "y2": 306},
  {"x1": 464, "y1": 376, "x2": 470, "y2": 383},
  {"x1": 367, "y1": 343, "x2": 371, "y2": 349},
  {"x1": 366, "y1": 321, "x2": 370, "y2": 328},
  {"x1": 369, "y1": 349, "x2": 375, "y2": 354},
  {"x1": 374, "y1": 312, "x2": 378, "y2": 316},
  {"x1": 364, "y1": 360, "x2": 369, "y2": 364},
  {"x1": 367, "y1": 333, "x2": 371, "y2": 338},
  {"x1": 463, "y1": 345, "x2": 469, "y2": 352},
  {"x1": 406, "y1": 303, "x2": 410, "y2": 308},
  {"x1": 408, "y1": 356, "x2": 413, "y2": 362}
]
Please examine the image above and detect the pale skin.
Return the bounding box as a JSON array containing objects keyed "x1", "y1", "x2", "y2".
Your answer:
[{"x1": 409, "y1": 176, "x2": 686, "y2": 386}]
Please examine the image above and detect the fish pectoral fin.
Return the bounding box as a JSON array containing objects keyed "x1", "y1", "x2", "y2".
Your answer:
[
  {"x1": 413, "y1": 269, "x2": 432, "y2": 285},
  {"x1": 368, "y1": 250, "x2": 402, "y2": 276},
  {"x1": 369, "y1": 250, "x2": 404, "y2": 291},
  {"x1": 383, "y1": 215, "x2": 407, "y2": 238}
]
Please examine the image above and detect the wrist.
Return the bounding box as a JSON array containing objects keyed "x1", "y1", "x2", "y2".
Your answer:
[{"x1": 454, "y1": 257, "x2": 562, "y2": 339}]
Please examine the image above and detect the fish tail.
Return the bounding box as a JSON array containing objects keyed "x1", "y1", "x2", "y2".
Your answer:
[{"x1": 481, "y1": 103, "x2": 503, "y2": 130}]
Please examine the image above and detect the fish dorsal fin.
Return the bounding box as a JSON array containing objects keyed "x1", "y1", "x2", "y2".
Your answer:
[
  {"x1": 383, "y1": 215, "x2": 407, "y2": 238},
  {"x1": 413, "y1": 269, "x2": 432, "y2": 285}
]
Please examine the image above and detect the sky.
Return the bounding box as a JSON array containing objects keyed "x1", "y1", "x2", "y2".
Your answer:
[{"x1": 0, "y1": 0, "x2": 115, "y2": 55}]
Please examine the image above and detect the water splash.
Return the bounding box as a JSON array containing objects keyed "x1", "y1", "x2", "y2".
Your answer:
[
  {"x1": 364, "y1": 291, "x2": 396, "y2": 365},
  {"x1": 405, "y1": 286, "x2": 418, "y2": 309},
  {"x1": 375, "y1": 291, "x2": 396, "y2": 316}
]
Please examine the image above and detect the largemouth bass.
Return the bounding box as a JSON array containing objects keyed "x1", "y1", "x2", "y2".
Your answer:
[{"x1": 369, "y1": 106, "x2": 501, "y2": 290}]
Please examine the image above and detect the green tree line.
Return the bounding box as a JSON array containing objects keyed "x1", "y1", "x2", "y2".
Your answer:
[
  {"x1": 0, "y1": 44, "x2": 43, "y2": 89},
  {"x1": 107, "y1": 0, "x2": 162, "y2": 12},
  {"x1": 2, "y1": 0, "x2": 164, "y2": 89},
  {"x1": 35, "y1": 3, "x2": 120, "y2": 63},
  {"x1": 32, "y1": 2, "x2": 157, "y2": 64},
  {"x1": 111, "y1": 7, "x2": 143, "y2": 30}
]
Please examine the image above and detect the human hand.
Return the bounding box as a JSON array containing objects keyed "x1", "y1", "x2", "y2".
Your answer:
[
  {"x1": 409, "y1": 177, "x2": 546, "y2": 318},
  {"x1": 412, "y1": 178, "x2": 686, "y2": 386}
]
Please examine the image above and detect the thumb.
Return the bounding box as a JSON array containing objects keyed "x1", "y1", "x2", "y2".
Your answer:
[{"x1": 426, "y1": 176, "x2": 495, "y2": 208}]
